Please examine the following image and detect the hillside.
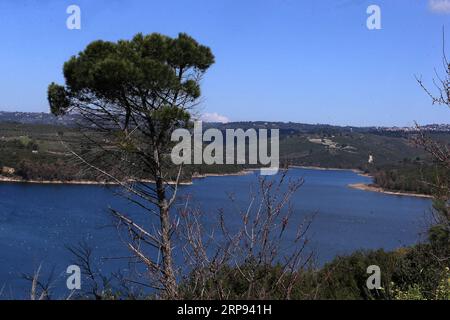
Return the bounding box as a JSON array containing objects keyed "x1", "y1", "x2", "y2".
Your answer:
[{"x1": 1, "y1": 116, "x2": 449, "y2": 190}]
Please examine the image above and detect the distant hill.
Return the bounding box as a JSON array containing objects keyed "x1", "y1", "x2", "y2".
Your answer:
[
  {"x1": 1, "y1": 111, "x2": 449, "y2": 133},
  {"x1": 0, "y1": 118, "x2": 449, "y2": 186},
  {"x1": 0, "y1": 111, "x2": 81, "y2": 126}
]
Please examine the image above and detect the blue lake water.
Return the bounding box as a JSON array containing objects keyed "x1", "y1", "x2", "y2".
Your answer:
[{"x1": 0, "y1": 168, "x2": 432, "y2": 298}]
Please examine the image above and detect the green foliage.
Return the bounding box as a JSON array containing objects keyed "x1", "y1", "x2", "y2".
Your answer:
[
  {"x1": 373, "y1": 163, "x2": 449, "y2": 195},
  {"x1": 391, "y1": 244, "x2": 446, "y2": 298},
  {"x1": 180, "y1": 262, "x2": 294, "y2": 300},
  {"x1": 392, "y1": 267, "x2": 450, "y2": 300},
  {"x1": 48, "y1": 32, "x2": 214, "y2": 118},
  {"x1": 392, "y1": 284, "x2": 425, "y2": 300},
  {"x1": 47, "y1": 83, "x2": 70, "y2": 116},
  {"x1": 177, "y1": 244, "x2": 450, "y2": 300},
  {"x1": 315, "y1": 249, "x2": 396, "y2": 300},
  {"x1": 428, "y1": 198, "x2": 450, "y2": 250}
]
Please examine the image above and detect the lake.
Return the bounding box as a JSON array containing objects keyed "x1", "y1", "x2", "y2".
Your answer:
[{"x1": 0, "y1": 168, "x2": 432, "y2": 298}]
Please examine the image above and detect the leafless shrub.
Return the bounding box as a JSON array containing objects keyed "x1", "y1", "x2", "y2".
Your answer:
[
  {"x1": 22, "y1": 265, "x2": 54, "y2": 300},
  {"x1": 414, "y1": 29, "x2": 450, "y2": 172},
  {"x1": 177, "y1": 170, "x2": 316, "y2": 299},
  {"x1": 414, "y1": 29, "x2": 450, "y2": 264},
  {"x1": 66, "y1": 242, "x2": 116, "y2": 299}
]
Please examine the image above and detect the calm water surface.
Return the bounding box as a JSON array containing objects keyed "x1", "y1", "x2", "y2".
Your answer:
[{"x1": 0, "y1": 168, "x2": 432, "y2": 298}]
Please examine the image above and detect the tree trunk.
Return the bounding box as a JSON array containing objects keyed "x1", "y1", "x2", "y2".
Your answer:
[{"x1": 154, "y1": 147, "x2": 178, "y2": 299}]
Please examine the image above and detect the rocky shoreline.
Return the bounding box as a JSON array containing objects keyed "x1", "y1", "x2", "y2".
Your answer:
[
  {"x1": 0, "y1": 176, "x2": 193, "y2": 186},
  {"x1": 348, "y1": 183, "x2": 432, "y2": 199},
  {"x1": 0, "y1": 169, "x2": 254, "y2": 186}
]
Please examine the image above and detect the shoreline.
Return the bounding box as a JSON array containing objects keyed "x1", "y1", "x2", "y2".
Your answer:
[
  {"x1": 0, "y1": 168, "x2": 434, "y2": 199},
  {"x1": 192, "y1": 169, "x2": 253, "y2": 179},
  {"x1": 0, "y1": 166, "x2": 369, "y2": 186},
  {"x1": 348, "y1": 183, "x2": 432, "y2": 199},
  {"x1": 0, "y1": 176, "x2": 193, "y2": 186},
  {"x1": 289, "y1": 165, "x2": 364, "y2": 174},
  {"x1": 0, "y1": 169, "x2": 254, "y2": 186}
]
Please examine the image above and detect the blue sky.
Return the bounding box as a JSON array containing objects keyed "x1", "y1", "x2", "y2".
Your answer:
[{"x1": 0, "y1": 0, "x2": 449, "y2": 126}]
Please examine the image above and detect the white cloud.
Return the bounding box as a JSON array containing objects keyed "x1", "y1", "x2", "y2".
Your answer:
[
  {"x1": 200, "y1": 112, "x2": 230, "y2": 123},
  {"x1": 429, "y1": 0, "x2": 450, "y2": 13}
]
